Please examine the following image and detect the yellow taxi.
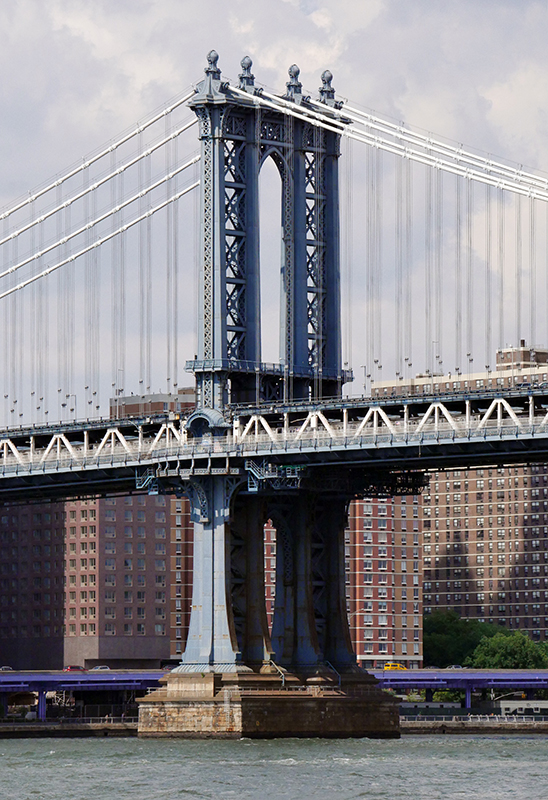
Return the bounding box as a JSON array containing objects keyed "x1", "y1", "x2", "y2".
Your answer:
[{"x1": 383, "y1": 662, "x2": 408, "y2": 671}]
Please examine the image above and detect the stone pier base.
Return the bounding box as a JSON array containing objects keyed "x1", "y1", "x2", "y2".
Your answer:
[{"x1": 137, "y1": 670, "x2": 400, "y2": 739}]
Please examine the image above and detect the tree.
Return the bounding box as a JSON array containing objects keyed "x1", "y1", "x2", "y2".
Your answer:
[
  {"x1": 467, "y1": 631, "x2": 548, "y2": 669},
  {"x1": 423, "y1": 610, "x2": 508, "y2": 667}
]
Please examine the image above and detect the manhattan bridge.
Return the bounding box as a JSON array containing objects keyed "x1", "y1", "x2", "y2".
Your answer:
[{"x1": 1, "y1": 51, "x2": 548, "y2": 675}]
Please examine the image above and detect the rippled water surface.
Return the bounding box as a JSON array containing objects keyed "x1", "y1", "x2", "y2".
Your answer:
[{"x1": 1, "y1": 735, "x2": 547, "y2": 800}]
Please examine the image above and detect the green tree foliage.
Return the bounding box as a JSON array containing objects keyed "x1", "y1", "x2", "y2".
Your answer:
[
  {"x1": 423, "y1": 610, "x2": 508, "y2": 667},
  {"x1": 468, "y1": 631, "x2": 548, "y2": 669}
]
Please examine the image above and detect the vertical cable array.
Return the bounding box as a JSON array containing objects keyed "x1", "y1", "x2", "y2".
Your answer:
[
  {"x1": 485, "y1": 185, "x2": 492, "y2": 368},
  {"x1": 404, "y1": 157, "x2": 413, "y2": 379},
  {"x1": 466, "y1": 177, "x2": 473, "y2": 371},
  {"x1": 342, "y1": 138, "x2": 353, "y2": 374},
  {"x1": 530, "y1": 196, "x2": 536, "y2": 347},
  {"x1": 455, "y1": 176, "x2": 462, "y2": 373},
  {"x1": 516, "y1": 195, "x2": 522, "y2": 345},
  {"x1": 374, "y1": 148, "x2": 383, "y2": 381},
  {"x1": 434, "y1": 168, "x2": 443, "y2": 374},
  {"x1": 425, "y1": 163, "x2": 433, "y2": 373},
  {"x1": 0, "y1": 86, "x2": 198, "y2": 427},
  {"x1": 395, "y1": 155, "x2": 403, "y2": 376},
  {"x1": 166, "y1": 111, "x2": 174, "y2": 395},
  {"x1": 498, "y1": 188, "x2": 505, "y2": 355}
]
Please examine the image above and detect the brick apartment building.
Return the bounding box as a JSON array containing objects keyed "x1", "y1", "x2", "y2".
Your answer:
[
  {"x1": 346, "y1": 496, "x2": 423, "y2": 669},
  {"x1": 374, "y1": 343, "x2": 548, "y2": 643}
]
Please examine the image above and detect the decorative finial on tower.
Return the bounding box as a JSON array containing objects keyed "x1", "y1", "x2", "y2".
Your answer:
[
  {"x1": 285, "y1": 64, "x2": 302, "y2": 101},
  {"x1": 239, "y1": 56, "x2": 255, "y2": 90},
  {"x1": 319, "y1": 70, "x2": 335, "y2": 102},
  {"x1": 205, "y1": 50, "x2": 221, "y2": 79}
]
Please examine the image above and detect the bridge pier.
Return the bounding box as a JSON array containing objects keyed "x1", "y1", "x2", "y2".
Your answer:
[{"x1": 138, "y1": 480, "x2": 398, "y2": 738}]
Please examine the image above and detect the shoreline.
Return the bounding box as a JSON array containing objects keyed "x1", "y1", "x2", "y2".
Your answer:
[
  {"x1": 1, "y1": 720, "x2": 548, "y2": 738},
  {"x1": 401, "y1": 719, "x2": 548, "y2": 734}
]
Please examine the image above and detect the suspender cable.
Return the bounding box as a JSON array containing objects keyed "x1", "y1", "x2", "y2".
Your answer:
[
  {"x1": 395, "y1": 154, "x2": 403, "y2": 377},
  {"x1": 498, "y1": 188, "x2": 505, "y2": 352},
  {"x1": 366, "y1": 145, "x2": 374, "y2": 390},
  {"x1": 146, "y1": 155, "x2": 153, "y2": 395},
  {"x1": 529, "y1": 196, "x2": 536, "y2": 348},
  {"x1": 404, "y1": 157, "x2": 413, "y2": 380},
  {"x1": 516, "y1": 194, "x2": 522, "y2": 345},
  {"x1": 485, "y1": 184, "x2": 492, "y2": 368},
  {"x1": 425, "y1": 163, "x2": 433, "y2": 374},
  {"x1": 434, "y1": 167, "x2": 443, "y2": 374},
  {"x1": 375, "y1": 147, "x2": 383, "y2": 382},
  {"x1": 166, "y1": 111, "x2": 173, "y2": 394},
  {"x1": 138, "y1": 131, "x2": 146, "y2": 404},
  {"x1": 466, "y1": 177, "x2": 473, "y2": 370},
  {"x1": 455, "y1": 175, "x2": 462, "y2": 375},
  {"x1": 172, "y1": 129, "x2": 180, "y2": 392}
]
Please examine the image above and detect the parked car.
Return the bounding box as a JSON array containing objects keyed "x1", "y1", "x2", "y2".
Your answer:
[
  {"x1": 0, "y1": 665, "x2": 13, "y2": 671},
  {"x1": 63, "y1": 665, "x2": 87, "y2": 672},
  {"x1": 383, "y1": 662, "x2": 408, "y2": 671},
  {"x1": 90, "y1": 665, "x2": 110, "y2": 671}
]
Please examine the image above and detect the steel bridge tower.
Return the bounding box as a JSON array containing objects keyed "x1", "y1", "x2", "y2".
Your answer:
[{"x1": 140, "y1": 53, "x2": 398, "y2": 739}]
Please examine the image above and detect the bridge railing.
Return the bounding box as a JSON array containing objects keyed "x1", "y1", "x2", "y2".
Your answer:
[{"x1": 0, "y1": 405, "x2": 546, "y2": 475}]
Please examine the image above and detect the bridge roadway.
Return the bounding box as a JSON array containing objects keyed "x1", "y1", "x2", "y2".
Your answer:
[
  {"x1": 1, "y1": 669, "x2": 546, "y2": 717},
  {"x1": 1, "y1": 387, "x2": 548, "y2": 500}
]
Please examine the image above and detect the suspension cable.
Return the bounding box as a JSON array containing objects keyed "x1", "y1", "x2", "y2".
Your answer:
[{"x1": 0, "y1": 90, "x2": 196, "y2": 222}]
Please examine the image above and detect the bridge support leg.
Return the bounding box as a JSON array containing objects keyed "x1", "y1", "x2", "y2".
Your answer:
[
  {"x1": 230, "y1": 494, "x2": 273, "y2": 667},
  {"x1": 270, "y1": 493, "x2": 356, "y2": 672},
  {"x1": 318, "y1": 498, "x2": 356, "y2": 669},
  {"x1": 175, "y1": 476, "x2": 247, "y2": 672}
]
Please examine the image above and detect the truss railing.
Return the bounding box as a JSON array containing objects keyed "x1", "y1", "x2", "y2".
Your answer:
[{"x1": 1, "y1": 395, "x2": 548, "y2": 477}]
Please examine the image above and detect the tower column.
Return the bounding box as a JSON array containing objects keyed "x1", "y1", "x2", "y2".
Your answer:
[{"x1": 176, "y1": 476, "x2": 245, "y2": 672}]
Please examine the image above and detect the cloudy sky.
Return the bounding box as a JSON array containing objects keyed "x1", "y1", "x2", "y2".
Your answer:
[
  {"x1": 1, "y1": 0, "x2": 548, "y2": 408},
  {"x1": 1, "y1": 0, "x2": 546, "y2": 195}
]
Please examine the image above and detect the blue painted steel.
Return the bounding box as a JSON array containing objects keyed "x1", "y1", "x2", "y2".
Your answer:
[
  {"x1": 372, "y1": 669, "x2": 548, "y2": 691},
  {"x1": 0, "y1": 670, "x2": 163, "y2": 694}
]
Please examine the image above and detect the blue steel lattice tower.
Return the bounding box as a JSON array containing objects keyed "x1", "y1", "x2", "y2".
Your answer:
[{"x1": 187, "y1": 51, "x2": 347, "y2": 414}]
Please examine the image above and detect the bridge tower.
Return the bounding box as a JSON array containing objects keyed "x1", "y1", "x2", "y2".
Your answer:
[
  {"x1": 139, "y1": 53, "x2": 398, "y2": 739},
  {"x1": 186, "y1": 50, "x2": 348, "y2": 415}
]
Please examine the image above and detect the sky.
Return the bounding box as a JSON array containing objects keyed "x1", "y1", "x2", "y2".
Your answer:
[
  {"x1": 1, "y1": 0, "x2": 548, "y2": 411},
  {"x1": 1, "y1": 0, "x2": 547, "y2": 197}
]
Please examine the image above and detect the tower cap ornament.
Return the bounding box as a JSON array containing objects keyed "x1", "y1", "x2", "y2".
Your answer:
[
  {"x1": 285, "y1": 64, "x2": 303, "y2": 101},
  {"x1": 319, "y1": 70, "x2": 335, "y2": 101},
  {"x1": 205, "y1": 50, "x2": 221, "y2": 79},
  {"x1": 239, "y1": 56, "x2": 255, "y2": 90}
]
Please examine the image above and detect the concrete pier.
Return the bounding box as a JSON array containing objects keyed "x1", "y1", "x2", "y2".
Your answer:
[{"x1": 137, "y1": 670, "x2": 400, "y2": 739}]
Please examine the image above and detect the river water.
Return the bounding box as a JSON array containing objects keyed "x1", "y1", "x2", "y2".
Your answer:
[{"x1": 1, "y1": 735, "x2": 546, "y2": 800}]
